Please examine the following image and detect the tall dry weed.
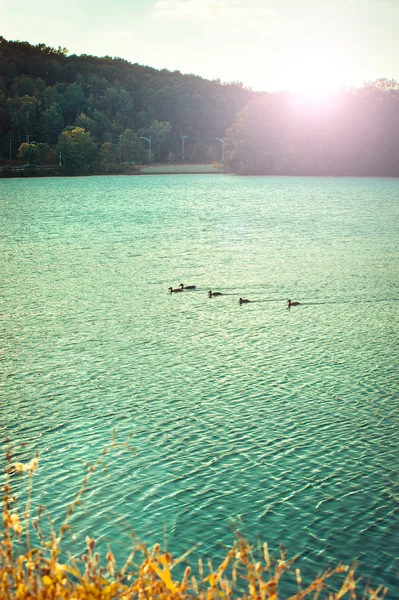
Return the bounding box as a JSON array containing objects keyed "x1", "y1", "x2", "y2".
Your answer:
[{"x1": 1, "y1": 442, "x2": 387, "y2": 599}]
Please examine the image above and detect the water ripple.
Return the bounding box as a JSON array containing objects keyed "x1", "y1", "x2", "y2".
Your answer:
[{"x1": 1, "y1": 175, "x2": 398, "y2": 596}]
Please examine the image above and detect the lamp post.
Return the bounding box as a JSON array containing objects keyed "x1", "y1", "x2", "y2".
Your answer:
[
  {"x1": 181, "y1": 135, "x2": 188, "y2": 162},
  {"x1": 215, "y1": 137, "x2": 224, "y2": 162},
  {"x1": 117, "y1": 134, "x2": 123, "y2": 164},
  {"x1": 140, "y1": 136, "x2": 152, "y2": 163},
  {"x1": 9, "y1": 137, "x2": 15, "y2": 161}
]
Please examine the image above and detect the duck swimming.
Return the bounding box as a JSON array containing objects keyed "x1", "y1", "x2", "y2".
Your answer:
[
  {"x1": 180, "y1": 283, "x2": 196, "y2": 290},
  {"x1": 239, "y1": 297, "x2": 250, "y2": 304},
  {"x1": 169, "y1": 286, "x2": 183, "y2": 293},
  {"x1": 208, "y1": 290, "x2": 223, "y2": 297},
  {"x1": 287, "y1": 299, "x2": 301, "y2": 307}
]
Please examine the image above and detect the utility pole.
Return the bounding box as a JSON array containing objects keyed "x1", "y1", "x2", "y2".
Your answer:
[
  {"x1": 117, "y1": 134, "x2": 123, "y2": 164},
  {"x1": 215, "y1": 137, "x2": 224, "y2": 162},
  {"x1": 140, "y1": 136, "x2": 152, "y2": 163},
  {"x1": 181, "y1": 135, "x2": 188, "y2": 162}
]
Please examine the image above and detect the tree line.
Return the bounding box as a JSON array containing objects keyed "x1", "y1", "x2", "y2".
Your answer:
[
  {"x1": 224, "y1": 80, "x2": 399, "y2": 176},
  {"x1": 1, "y1": 36, "x2": 398, "y2": 177},
  {"x1": 0, "y1": 36, "x2": 252, "y2": 173}
]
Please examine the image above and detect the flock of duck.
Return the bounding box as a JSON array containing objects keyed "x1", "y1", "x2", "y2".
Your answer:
[{"x1": 169, "y1": 284, "x2": 301, "y2": 308}]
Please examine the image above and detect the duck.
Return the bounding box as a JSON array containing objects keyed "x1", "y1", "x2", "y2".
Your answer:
[
  {"x1": 239, "y1": 297, "x2": 250, "y2": 304},
  {"x1": 169, "y1": 286, "x2": 183, "y2": 293},
  {"x1": 208, "y1": 290, "x2": 223, "y2": 297},
  {"x1": 287, "y1": 299, "x2": 301, "y2": 308},
  {"x1": 180, "y1": 283, "x2": 196, "y2": 290}
]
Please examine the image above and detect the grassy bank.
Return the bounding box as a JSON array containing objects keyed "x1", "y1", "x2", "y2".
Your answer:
[
  {"x1": 1, "y1": 446, "x2": 387, "y2": 599},
  {"x1": 138, "y1": 164, "x2": 221, "y2": 174}
]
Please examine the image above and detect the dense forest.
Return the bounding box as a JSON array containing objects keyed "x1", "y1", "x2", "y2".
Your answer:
[
  {"x1": 224, "y1": 80, "x2": 399, "y2": 176},
  {"x1": 0, "y1": 36, "x2": 398, "y2": 176},
  {"x1": 0, "y1": 36, "x2": 252, "y2": 173}
]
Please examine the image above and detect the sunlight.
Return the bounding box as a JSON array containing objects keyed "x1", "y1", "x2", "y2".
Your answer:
[
  {"x1": 277, "y1": 43, "x2": 347, "y2": 104},
  {"x1": 289, "y1": 57, "x2": 341, "y2": 102}
]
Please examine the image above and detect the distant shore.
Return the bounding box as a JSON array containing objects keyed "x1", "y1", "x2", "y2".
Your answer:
[
  {"x1": 0, "y1": 163, "x2": 222, "y2": 178},
  {"x1": 3, "y1": 164, "x2": 397, "y2": 178},
  {"x1": 139, "y1": 163, "x2": 220, "y2": 174}
]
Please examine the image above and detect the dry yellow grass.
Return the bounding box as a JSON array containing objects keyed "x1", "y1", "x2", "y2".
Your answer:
[{"x1": 1, "y1": 442, "x2": 388, "y2": 600}]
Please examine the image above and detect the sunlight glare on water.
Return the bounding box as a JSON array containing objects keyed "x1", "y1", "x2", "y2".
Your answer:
[{"x1": 1, "y1": 175, "x2": 398, "y2": 595}]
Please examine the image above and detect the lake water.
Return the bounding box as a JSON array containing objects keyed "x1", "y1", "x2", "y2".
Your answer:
[{"x1": 1, "y1": 175, "x2": 398, "y2": 595}]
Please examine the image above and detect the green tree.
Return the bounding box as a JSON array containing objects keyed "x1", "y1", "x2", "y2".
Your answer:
[
  {"x1": 35, "y1": 142, "x2": 53, "y2": 165},
  {"x1": 100, "y1": 141, "x2": 118, "y2": 171},
  {"x1": 118, "y1": 129, "x2": 144, "y2": 164},
  {"x1": 12, "y1": 75, "x2": 45, "y2": 99},
  {"x1": 7, "y1": 95, "x2": 39, "y2": 143},
  {"x1": 61, "y1": 83, "x2": 86, "y2": 123},
  {"x1": 56, "y1": 126, "x2": 98, "y2": 173},
  {"x1": 17, "y1": 142, "x2": 38, "y2": 164},
  {"x1": 75, "y1": 112, "x2": 100, "y2": 139},
  {"x1": 19, "y1": 95, "x2": 40, "y2": 142},
  {"x1": 147, "y1": 119, "x2": 171, "y2": 162},
  {"x1": 42, "y1": 103, "x2": 64, "y2": 143}
]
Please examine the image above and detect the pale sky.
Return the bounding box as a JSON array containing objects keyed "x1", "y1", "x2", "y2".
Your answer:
[{"x1": 2, "y1": 0, "x2": 399, "y2": 92}]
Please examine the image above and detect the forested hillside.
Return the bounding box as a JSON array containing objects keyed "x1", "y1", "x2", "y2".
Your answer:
[
  {"x1": 0, "y1": 37, "x2": 252, "y2": 172},
  {"x1": 224, "y1": 81, "x2": 399, "y2": 176},
  {"x1": 1, "y1": 37, "x2": 398, "y2": 176}
]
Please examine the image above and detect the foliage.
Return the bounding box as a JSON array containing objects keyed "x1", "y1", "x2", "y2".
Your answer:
[
  {"x1": 0, "y1": 446, "x2": 388, "y2": 600},
  {"x1": 144, "y1": 120, "x2": 172, "y2": 163},
  {"x1": 1, "y1": 37, "x2": 398, "y2": 176},
  {"x1": 100, "y1": 141, "x2": 118, "y2": 171},
  {"x1": 16, "y1": 141, "x2": 54, "y2": 165},
  {"x1": 119, "y1": 128, "x2": 146, "y2": 164},
  {"x1": 224, "y1": 83, "x2": 399, "y2": 176},
  {"x1": 56, "y1": 126, "x2": 98, "y2": 173},
  {"x1": 0, "y1": 37, "x2": 251, "y2": 171},
  {"x1": 17, "y1": 142, "x2": 37, "y2": 164}
]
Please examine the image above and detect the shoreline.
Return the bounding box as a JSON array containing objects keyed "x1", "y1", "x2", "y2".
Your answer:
[
  {"x1": 0, "y1": 163, "x2": 222, "y2": 178},
  {"x1": 1, "y1": 164, "x2": 398, "y2": 179}
]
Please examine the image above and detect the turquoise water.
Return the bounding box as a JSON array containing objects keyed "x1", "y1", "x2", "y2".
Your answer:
[{"x1": 1, "y1": 175, "x2": 398, "y2": 595}]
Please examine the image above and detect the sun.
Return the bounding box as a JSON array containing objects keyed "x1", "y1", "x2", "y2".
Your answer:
[
  {"x1": 289, "y1": 56, "x2": 341, "y2": 101},
  {"x1": 277, "y1": 42, "x2": 348, "y2": 104}
]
